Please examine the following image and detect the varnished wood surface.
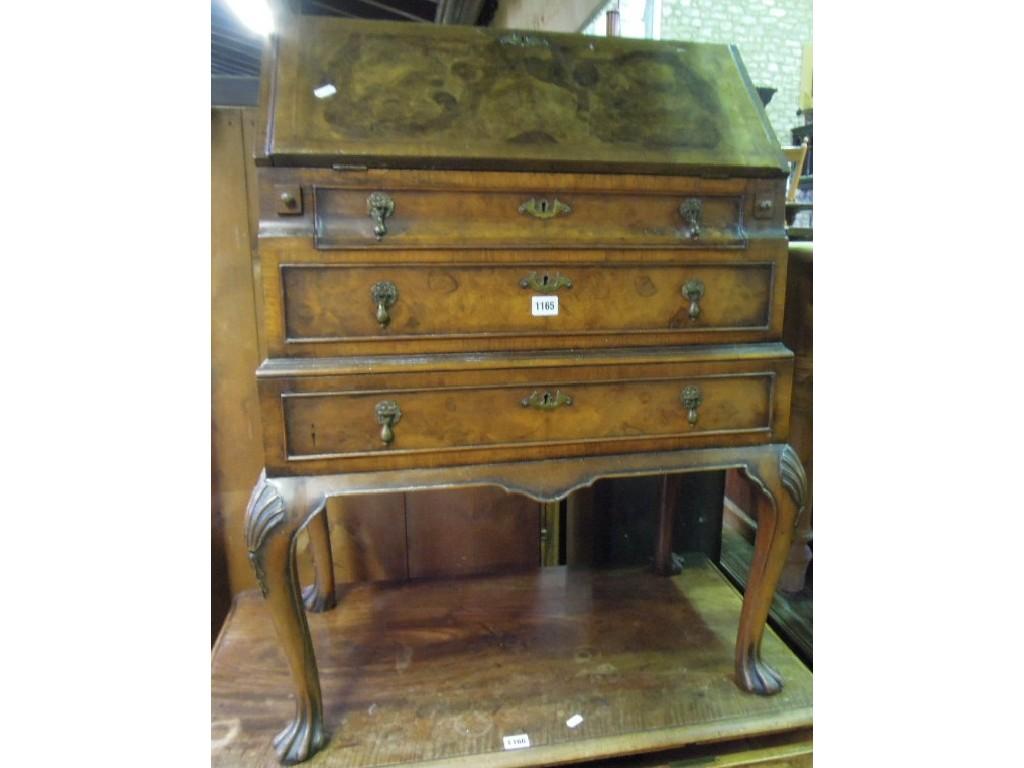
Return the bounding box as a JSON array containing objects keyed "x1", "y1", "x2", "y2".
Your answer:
[
  {"x1": 278, "y1": 261, "x2": 776, "y2": 354},
  {"x1": 259, "y1": 168, "x2": 784, "y2": 242},
  {"x1": 256, "y1": 166, "x2": 787, "y2": 358},
  {"x1": 212, "y1": 107, "x2": 267, "y2": 602},
  {"x1": 258, "y1": 349, "x2": 793, "y2": 475},
  {"x1": 405, "y1": 489, "x2": 540, "y2": 578},
  {"x1": 720, "y1": 526, "x2": 812, "y2": 666},
  {"x1": 264, "y1": 18, "x2": 788, "y2": 176},
  {"x1": 313, "y1": 185, "x2": 750, "y2": 250},
  {"x1": 780, "y1": 243, "x2": 812, "y2": 593},
  {"x1": 212, "y1": 557, "x2": 811, "y2": 768},
  {"x1": 583, "y1": 728, "x2": 811, "y2": 767}
]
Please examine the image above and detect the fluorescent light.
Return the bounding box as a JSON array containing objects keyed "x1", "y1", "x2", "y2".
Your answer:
[{"x1": 224, "y1": 0, "x2": 275, "y2": 37}]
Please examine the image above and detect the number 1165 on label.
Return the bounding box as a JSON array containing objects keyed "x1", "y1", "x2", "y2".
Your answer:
[{"x1": 531, "y1": 296, "x2": 559, "y2": 316}]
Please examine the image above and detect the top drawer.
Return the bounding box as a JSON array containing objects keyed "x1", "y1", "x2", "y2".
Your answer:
[
  {"x1": 314, "y1": 186, "x2": 747, "y2": 250},
  {"x1": 260, "y1": 168, "x2": 786, "y2": 250}
]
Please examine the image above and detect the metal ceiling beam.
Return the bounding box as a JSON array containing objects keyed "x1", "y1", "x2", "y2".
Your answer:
[{"x1": 435, "y1": 0, "x2": 484, "y2": 24}]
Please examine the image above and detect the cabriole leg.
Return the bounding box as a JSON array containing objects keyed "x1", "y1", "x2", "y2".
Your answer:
[
  {"x1": 245, "y1": 474, "x2": 327, "y2": 764},
  {"x1": 735, "y1": 445, "x2": 807, "y2": 695},
  {"x1": 302, "y1": 505, "x2": 336, "y2": 612}
]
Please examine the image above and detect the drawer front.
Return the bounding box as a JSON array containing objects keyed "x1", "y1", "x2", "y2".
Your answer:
[
  {"x1": 275, "y1": 259, "x2": 782, "y2": 354},
  {"x1": 315, "y1": 187, "x2": 746, "y2": 250},
  {"x1": 259, "y1": 350, "x2": 793, "y2": 474}
]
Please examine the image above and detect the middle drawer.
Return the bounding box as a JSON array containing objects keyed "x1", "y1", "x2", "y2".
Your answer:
[{"x1": 267, "y1": 249, "x2": 786, "y2": 357}]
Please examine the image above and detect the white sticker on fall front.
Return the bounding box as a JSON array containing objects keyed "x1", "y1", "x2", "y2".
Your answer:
[
  {"x1": 531, "y1": 296, "x2": 558, "y2": 316},
  {"x1": 502, "y1": 734, "x2": 531, "y2": 750}
]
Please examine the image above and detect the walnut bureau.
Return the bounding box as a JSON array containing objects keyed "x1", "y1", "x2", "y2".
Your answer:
[{"x1": 245, "y1": 17, "x2": 807, "y2": 765}]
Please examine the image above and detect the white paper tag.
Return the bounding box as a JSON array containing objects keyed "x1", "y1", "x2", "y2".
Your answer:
[
  {"x1": 502, "y1": 734, "x2": 531, "y2": 750},
  {"x1": 566, "y1": 714, "x2": 584, "y2": 728},
  {"x1": 313, "y1": 83, "x2": 337, "y2": 99},
  {"x1": 531, "y1": 296, "x2": 558, "y2": 316}
]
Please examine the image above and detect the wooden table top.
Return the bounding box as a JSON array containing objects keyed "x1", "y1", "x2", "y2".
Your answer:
[{"x1": 212, "y1": 556, "x2": 811, "y2": 767}]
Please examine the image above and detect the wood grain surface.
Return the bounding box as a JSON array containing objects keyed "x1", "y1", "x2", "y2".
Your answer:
[
  {"x1": 264, "y1": 17, "x2": 788, "y2": 176},
  {"x1": 312, "y1": 185, "x2": 748, "y2": 250},
  {"x1": 212, "y1": 107, "x2": 266, "y2": 603},
  {"x1": 212, "y1": 556, "x2": 811, "y2": 768},
  {"x1": 258, "y1": 346, "x2": 793, "y2": 475}
]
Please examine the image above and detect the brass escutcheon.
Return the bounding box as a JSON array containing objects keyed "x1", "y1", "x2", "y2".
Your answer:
[
  {"x1": 519, "y1": 197, "x2": 572, "y2": 220},
  {"x1": 519, "y1": 271, "x2": 573, "y2": 292},
  {"x1": 682, "y1": 279, "x2": 705, "y2": 320},
  {"x1": 679, "y1": 197, "x2": 702, "y2": 239},
  {"x1": 680, "y1": 385, "x2": 702, "y2": 426},
  {"x1": 521, "y1": 390, "x2": 573, "y2": 410},
  {"x1": 367, "y1": 191, "x2": 395, "y2": 240},
  {"x1": 375, "y1": 400, "x2": 402, "y2": 445},
  {"x1": 371, "y1": 281, "x2": 399, "y2": 327}
]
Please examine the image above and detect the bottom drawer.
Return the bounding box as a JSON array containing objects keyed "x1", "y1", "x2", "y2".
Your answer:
[{"x1": 258, "y1": 345, "x2": 793, "y2": 474}]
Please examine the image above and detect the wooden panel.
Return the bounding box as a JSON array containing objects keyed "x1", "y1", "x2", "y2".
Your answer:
[
  {"x1": 211, "y1": 558, "x2": 812, "y2": 767},
  {"x1": 326, "y1": 494, "x2": 409, "y2": 584},
  {"x1": 263, "y1": 356, "x2": 790, "y2": 476},
  {"x1": 283, "y1": 374, "x2": 773, "y2": 457},
  {"x1": 259, "y1": 348, "x2": 793, "y2": 475},
  {"x1": 212, "y1": 107, "x2": 266, "y2": 603},
  {"x1": 262, "y1": 246, "x2": 787, "y2": 358},
  {"x1": 266, "y1": 17, "x2": 789, "y2": 177},
  {"x1": 405, "y1": 488, "x2": 540, "y2": 578},
  {"x1": 257, "y1": 168, "x2": 785, "y2": 244},
  {"x1": 313, "y1": 186, "x2": 746, "y2": 250},
  {"x1": 280, "y1": 262, "x2": 773, "y2": 342}
]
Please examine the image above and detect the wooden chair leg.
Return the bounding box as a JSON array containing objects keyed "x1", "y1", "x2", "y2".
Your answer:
[
  {"x1": 734, "y1": 445, "x2": 806, "y2": 695},
  {"x1": 246, "y1": 475, "x2": 327, "y2": 764},
  {"x1": 654, "y1": 473, "x2": 683, "y2": 575},
  {"x1": 302, "y1": 505, "x2": 337, "y2": 612}
]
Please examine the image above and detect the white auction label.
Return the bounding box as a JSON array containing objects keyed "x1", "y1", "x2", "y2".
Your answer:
[
  {"x1": 502, "y1": 734, "x2": 531, "y2": 750},
  {"x1": 531, "y1": 295, "x2": 558, "y2": 316}
]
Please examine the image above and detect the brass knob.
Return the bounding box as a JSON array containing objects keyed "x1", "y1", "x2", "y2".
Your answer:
[
  {"x1": 280, "y1": 191, "x2": 297, "y2": 209},
  {"x1": 682, "y1": 279, "x2": 705, "y2": 320},
  {"x1": 680, "y1": 385, "x2": 702, "y2": 426},
  {"x1": 679, "y1": 198, "x2": 702, "y2": 239},
  {"x1": 370, "y1": 281, "x2": 398, "y2": 328},
  {"x1": 375, "y1": 400, "x2": 402, "y2": 445},
  {"x1": 367, "y1": 192, "x2": 395, "y2": 240}
]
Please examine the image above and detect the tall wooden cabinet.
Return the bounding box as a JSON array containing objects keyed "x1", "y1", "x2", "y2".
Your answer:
[{"x1": 245, "y1": 17, "x2": 806, "y2": 764}]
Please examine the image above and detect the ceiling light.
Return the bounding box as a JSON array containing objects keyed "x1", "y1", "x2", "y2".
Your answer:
[{"x1": 224, "y1": 0, "x2": 275, "y2": 37}]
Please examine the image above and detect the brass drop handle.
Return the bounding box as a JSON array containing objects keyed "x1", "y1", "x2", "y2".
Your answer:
[
  {"x1": 679, "y1": 197, "x2": 702, "y2": 239},
  {"x1": 682, "y1": 279, "x2": 705, "y2": 320},
  {"x1": 680, "y1": 385, "x2": 702, "y2": 426},
  {"x1": 521, "y1": 390, "x2": 573, "y2": 410},
  {"x1": 375, "y1": 400, "x2": 402, "y2": 445},
  {"x1": 371, "y1": 281, "x2": 398, "y2": 328},
  {"x1": 367, "y1": 191, "x2": 395, "y2": 240}
]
